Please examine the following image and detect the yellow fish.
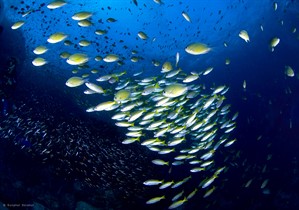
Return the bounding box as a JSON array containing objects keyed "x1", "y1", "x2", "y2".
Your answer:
[
  {"x1": 72, "y1": 11, "x2": 92, "y2": 21},
  {"x1": 47, "y1": 0, "x2": 67, "y2": 9},
  {"x1": 137, "y1": 31, "x2": 148, "y2": 40},
  {"x1": 11, "y1": 21, "x2": 25, "y2": 30},
  {"x1": 185, "y1": 43, "x2": 211, "y2": 55},
  {"x1": 33, "y1": 46, "x2": 48, "y2": 55},
  {"x1": 67, "y1": 53, "x2": 88, "y2": 65},
  {"x1": 239, "y1": 30, "x2": 250, "y2": 42},
  {"x1": 47, "y1": 32, "x2": 67, "y2": 44},
  {"x1": 32, "y1": 57, "x2": 47, "y2": 66}
]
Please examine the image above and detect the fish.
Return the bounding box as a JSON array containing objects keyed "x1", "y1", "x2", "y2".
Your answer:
[
  {"x1": 47, "y1": 32, "x2": 68, "y2": 44},
  {"x1": 66, "y1": 53, "x2": 88, "y2": 65},
  {"x1": 187, "y1": 188, "x2": 198, "y2": 199},
  {"x1": 103, "y1": 54, "x2": 119, "y2": 62},
  {"x1": 47, "y1": 0, "x2": 67, "y2": 9},
  {"x1": 94, "y1": 101, "x2": 117, "y2": 111},
  {"x1": 72, "y1": 11, "x2": 92, "y2": 21},
  {"x1": 65, "y1": 77, "x2": 85, "y2": 87},
  {"x1": 239, "y1": 30, "x2": 250, "y2": 42},
  {"x1": 163, "y1": 83, "x2": 188, "y2": 98},
  {"x1": 201, "y1": 175, "x2": 217, "y2": 188},
  {"x1": 261, "y1": 179, "x2": 269, "y2": 189},
  {"x1": 143, "y1": 179, "x2": 164, "y2": 186},
  {"x1": 175, "y1": 52, "x2": 180, "y2": 67},
  {"x1": 79, "y1": 40, "x2": 91, "y2": 47},
  {"x1": 273, "y1": 2, "x2": 278, "y2": 11},
  {"x1": 11, "y1": 21, "x2": 25, "y2": 30},
  {"x1": 146, "y1": 196, "x2": 165, "y2": 204},
  {"x1": 33, "y1": 46, "x2": 48, "y2": 55},
  {"x1": 85, "y1": 82, "x2": 104, "y2": 94},
  {"x1": 152, "y1": 159, "x2": 169, "y2": 166},
  {"x1": 183, "y1": 74, "x2": 199, "y2": 83},
  {"x1": 172, "y1": 190, "x2": 184, "y2": 201},
  {"x1": 203, "y1": 186, "x2": 216, "y2": 198},
  {"x1": 168, "y1": 197, "x2": 188, "y2": 209},
  {"x1": 270, "y1": 37, "x2": 280, "y2": 52},
  {"x1": 32, "y1": 57, "x2": 47, "y2": 67},
  {"x1": 132, "y1": 0, "x2": 138, "y2": 6},
  {"x1": 114, "y1": 90, "x2": 131, "y2": 102},
  {"x1": 243, "y1": 80, "x2": 247, "y2": 89},
  {"x1": 107, "y1": 18, "x2": 117, "y2": 23},
  {"x1": 138, "y1": 31, "x2": 148, "y2": 40},
  {"x1": 203, "y1": 67, "x2": 213, "y2": 75},
  {"x1": 182, "y1": 12, "x2": 191, "y2": 22},
  {"x1": 95, "y1": 29, "x2": 107, "y2": 35},
  {"x1": 285, "y1": 66, "x2": 294, "y2": 77},
  {"x1": 185, "y1": 43, "x2": 211, "y2": 55},
  {"x1": 159, "y1": 181, "x2": 174, "y2": 189}
]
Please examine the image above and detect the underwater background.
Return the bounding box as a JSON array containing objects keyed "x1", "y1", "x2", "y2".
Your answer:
[{"x1": 0, "y1": 0, "x2": 299, "y2": 210}]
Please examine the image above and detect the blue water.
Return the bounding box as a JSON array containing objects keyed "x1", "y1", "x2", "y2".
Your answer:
[{"x1": 0, "y1": 0, "x2": 299, "y2": 210}]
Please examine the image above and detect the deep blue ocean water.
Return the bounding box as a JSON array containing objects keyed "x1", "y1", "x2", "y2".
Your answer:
[{"x1": 0, "y1": 0, "x2": 299, "y2": 210}]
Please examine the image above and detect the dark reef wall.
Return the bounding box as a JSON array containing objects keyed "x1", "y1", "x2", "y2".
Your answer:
[{"x1": 0, "y1": 0, "x2": 25, "y2": 70}]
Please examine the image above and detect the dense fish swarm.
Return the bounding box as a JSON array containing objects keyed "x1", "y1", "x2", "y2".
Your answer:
[
  {"x1": 81, "y1": 62, "x2": 238, "y2": 208},
  {"x1": 0, "y1": 85, "x2": 153, "y2": 205},
  {"x1": 19, "y1": 0, "x2": 299, "y2": 208}
]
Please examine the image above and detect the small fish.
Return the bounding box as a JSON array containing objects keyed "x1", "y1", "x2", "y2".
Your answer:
[
  {"x1": 79, "y1": 40, "x2": 91, "y2": 47},
  {"x1": 270, "y1": 37, "x2": 280, "y2": 52},
  {"x1": 146, "y1": 196, "x2": 165, "y2": 204},
  {"x1": 183, "y1": 74, "x2": 199, "y2": 83},
  {"x1": 273, "y1": 2, "x2": 278, "y2": 11},
  {"x1": 168, "y1": 197, "x2": 188, "y2": 209},
  {"x1": 201, "y1": 175, "x2": 217, "y2": 188},
  {"x1": 95, "y1": 30, "x2": 107, "y2": 35},
  {"x1": 47, "y1": 0, "x2": 67, "y2": 9},
  {"x1": 85, "y1": 82, "x2": 104, "y2": 94},
  {"x1": 11, "y1": 21, "x2": 25, "y2": 30},
  {"x1": 114, "y1": 89, "x2": 131, "y2": 102},
  {"x1": 72, "y1": 11, "x2": 92, "y2": 21},
  {"x1": 32, "y1": 57, "x2": 47, "y2": 67},
  {"x1": 94, "y1": 101, "x2": 117, "y2": 111},
  {"x1": 122, "y1": 138, "x2": 139, "y2": 144},
  {"x1": 159, "y1": 181, "x2": 173, "y2": 189},
  {"x1": 182, "y1": 11, "x2": 191, "y2": 22},
  {"x1": 185, "y1": 43, "x2": 211, "y2": 55},
  {"x1": 107, "y1": 18, "x2": 117, "y2": 23},
  {"x1": 47, "y1": 32, "x2": 67, "y2": 44},
  {"x1": 138, "y1": 31, "x2": 148, "y2": 40},
  {"x1": 65, "y1": 77, "x2": 85, "y2": 87},
  {"x1": 172, "y1": 190, "x2": 184, "y2": 201},
  {"x1": 285, "y1": 66, "x2": 294, "y2": 77},
  {"x1": 175, "y1": 52, "x2": 180, "y2": 67},
  {"x1": 33, "y1": 46, "x2": 48, "y2": 55},
  {"x1": 203, "y1": 67, "x2": 213, "y2": 75},
  {"x1": 244, "y1": 179, "x2": 253, "y2": 188},
  {"x1": 115, "y1": 121, "x2": 134, "y2": 127},
  {"x1": 243, "y1": 80, "x2": 246, "y2": 89},
  {"x1": 239, "y1": 30, "x2": 250, "y2": 42},
  {"x1": 152, "y1": 159, "x2": 169, "y2": 166},
  {"x1": 132, "y1": 0, "x2": 138, "y2": 6},
  {"x1": 162, "y1": 61, "x2": 173, "y2": 73},
  {"x1": 143, "y1": 179, "x2": 163, "y2": 186},
  {"x1": 261, "y1": 179, "x2": 269, "y2": 189},
  {"x1": 103, "y1": 54, "x2": 119, "y2": 62},
  {"x1": 67, "y1": 53, "x2": 88, "y2": 65},
  {"x1": 203, "y1": 186, "x2": 216, "y2": 198},
  {"x1": 163, "y1": 83, "x2": 188, "y2": 98}
]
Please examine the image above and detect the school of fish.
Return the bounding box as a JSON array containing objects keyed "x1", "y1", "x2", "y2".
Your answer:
[{"x1": 7, "y1": 0, "x2": 297, "y2": 209}]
